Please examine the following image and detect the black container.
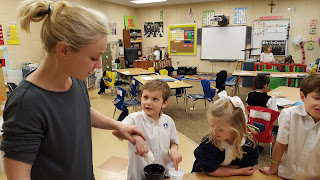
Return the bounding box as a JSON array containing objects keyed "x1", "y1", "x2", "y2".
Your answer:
[
  {"x1": 177, "y1": 66, "x2": 197, "y2": 75},
  {"x1": 144, "y1": 164, "x2": 165, "y2": 180}
]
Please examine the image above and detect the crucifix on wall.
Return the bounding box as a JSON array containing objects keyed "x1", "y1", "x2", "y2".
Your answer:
[{"x1": 268, "y1": 1, "x2": 276, "y2": 13}]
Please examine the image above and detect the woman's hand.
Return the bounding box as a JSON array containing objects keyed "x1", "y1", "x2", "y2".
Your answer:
[{"x1": 117, "y1": 124, "x2": 145, "y2": 144}]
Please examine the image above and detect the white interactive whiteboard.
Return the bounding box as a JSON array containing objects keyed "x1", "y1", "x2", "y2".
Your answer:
[
  {"x1": 251, "y1": 20, "x2": 290, "y2": 56},
  {"x1": 201, "y1": 26, "x2": 247, "y2": 60}
]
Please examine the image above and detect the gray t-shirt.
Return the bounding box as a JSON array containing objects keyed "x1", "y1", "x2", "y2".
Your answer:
[{"x1": 0, "y1": 77, "x2": 94, "y2": 179}]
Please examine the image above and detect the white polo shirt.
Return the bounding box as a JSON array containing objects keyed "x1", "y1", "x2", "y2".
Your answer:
[
  {"x1": 122, "y1": 110, "x2": 179, "y2": 180},
  {"x1": 277, "y1": 105, "x2": 320, "y2": 179},
  {"x1": 260, "y1": 52, "x2": 274, "y2": 62}
]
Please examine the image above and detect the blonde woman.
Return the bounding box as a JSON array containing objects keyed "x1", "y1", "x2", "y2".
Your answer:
[
  {"x1": 0, "y1": 0, "x2": 145, "y2": 179},
  {"x1": 192, "y1": 92, "x2": 259, "y2": 176},
  {"x1": 260, "y1": 45, "x2": 274, "y2": 62}
]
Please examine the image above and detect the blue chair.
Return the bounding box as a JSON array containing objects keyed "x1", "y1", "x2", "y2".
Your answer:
[
  {"x1": 186, "y1": 80, "x2": 216, "y2": 118},
  {"x1": 113, "y1": 87, "x2": 141, "y2": 119},
  {"x1": 128, "y1": 78, "x2": 140, "y2": 100}
]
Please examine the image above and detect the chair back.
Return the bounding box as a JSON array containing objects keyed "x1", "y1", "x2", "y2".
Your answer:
[
  {"x1": 113, "y1": 87, "x2": 127, "y2": 111},
  {"x1": 148, "y1": 67, "x2": 155, "y2": 72},
  {"x1": 164, "y1": 66, "x2": 174, "y2": 76},
  {"x1": 247, "y1": 106, "x2": 280, "y2": 143},
  {"x1": 129, "y1": 78, "x2": 139, "y2": 98},
  {"x1": 159, "y1": 69, "x2": 168, "y2": 75},
  {"x1": 216, "y1": 70, "x2": 227, "y2": 92},
  {"x1": 103, "y1": 71, "x2": 116, "y2": 88},
  {"x1": 201, "y1": 80, "x2": 216, "y2": 101},
  {"x1": 124, "y1": 47, "x2": 139, "y2": 68}
]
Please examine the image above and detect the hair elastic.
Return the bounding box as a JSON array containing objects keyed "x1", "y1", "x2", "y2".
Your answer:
[{"x1": 47, "y1": 4, "x2": 51, "y2": 14}]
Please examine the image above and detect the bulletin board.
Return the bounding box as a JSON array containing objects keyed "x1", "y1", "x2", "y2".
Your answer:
[
  {"x1": 168, "y1": 24, "x2": 197, "y2": 55},
  {"x1": 251, "y1": 20, "x2": 290, "y2": 56}
]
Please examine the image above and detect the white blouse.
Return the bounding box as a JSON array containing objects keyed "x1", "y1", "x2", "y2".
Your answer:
[
  {"x1": 277, "y1": 105, "x2": 320, "y2": 179},
  {"x1": 260, "y1": 52, "x2": 274, "y2": 62}
]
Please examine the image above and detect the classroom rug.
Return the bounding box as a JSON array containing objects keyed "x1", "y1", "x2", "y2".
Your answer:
[{"x1": 175, "y1": 74, "x2": 237, "y2": 83}]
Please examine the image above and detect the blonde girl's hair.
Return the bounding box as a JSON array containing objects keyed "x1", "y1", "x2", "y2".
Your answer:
[
  {"x1": 18, "y1": 0, "x2": 109, "y2": 53},
  {"x1": 202, "y1": 99, "x2": 256, "y2": 160},
  {"x1": 263, "y1": 45, "x2": 272, "y2": 53}
]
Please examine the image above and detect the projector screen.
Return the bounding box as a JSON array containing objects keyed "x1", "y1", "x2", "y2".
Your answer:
[{"x1": 201, "y1": 26, "x2": 247, "y2": 60}]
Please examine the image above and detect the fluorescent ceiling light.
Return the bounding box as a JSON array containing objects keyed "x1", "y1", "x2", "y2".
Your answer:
[{"x1": 130, "y1": 0, "x2": 167, "y2": 4}]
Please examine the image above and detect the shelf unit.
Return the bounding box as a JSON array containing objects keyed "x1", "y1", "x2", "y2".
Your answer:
[{"x1": 123, "y1": 29, "x2": 142, "y2": 56}]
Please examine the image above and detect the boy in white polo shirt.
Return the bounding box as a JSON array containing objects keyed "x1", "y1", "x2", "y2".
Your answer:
[
  {"x1": 259, "y1": 74, "x2": 320, "y2": 179},
  {"x1": 113, "y1": 79, "x2": 182, "y2": 180}
]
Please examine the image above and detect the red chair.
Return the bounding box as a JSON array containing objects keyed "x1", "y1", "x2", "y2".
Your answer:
[{"x1": 247, "y1": 106, "x2": 280, "y2": 157}]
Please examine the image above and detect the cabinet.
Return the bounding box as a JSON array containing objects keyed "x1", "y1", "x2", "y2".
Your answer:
[{"x1": 123, "y1": 29, "x2": 142, "y2": 56}]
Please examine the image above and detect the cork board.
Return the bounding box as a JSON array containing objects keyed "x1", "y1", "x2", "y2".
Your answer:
[{"x1": 169, "y1": 24, "x2": 197, "y2": 55}]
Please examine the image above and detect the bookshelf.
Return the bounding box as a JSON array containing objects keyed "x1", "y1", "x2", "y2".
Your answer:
[{"x1": 123, "y1": 29, "x2": 142, "y2": 56}]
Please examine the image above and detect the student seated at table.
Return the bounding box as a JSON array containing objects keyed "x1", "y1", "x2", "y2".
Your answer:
[
  {"x1": 260, "y1": 74, "x2": 320, "y2": 179},
  {"x1": 112, "y1": 79, "x2": 182, "y2": 180},
  {"x1": 246, "y1": 74, "x2": 278, "y2": 111},
  {"x1": 192, "y1": 92, "x2": 259, "y2": 177},
  {"x1": 260, "y1": 45, "x2": 274, "y2": 63}
]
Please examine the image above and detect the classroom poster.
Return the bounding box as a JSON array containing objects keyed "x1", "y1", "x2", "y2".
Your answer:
[
  {"x1": 234, "y1": 8, "x2": 247, "y2": 24},
  {"x1": 202, "y1": 10, "x2": 215, "y2": 26},
  {"x1": 124, "y1": 15, "x2": 136, "y2": 29},
  {"x1": 109, "y1": 23, "x2": 116, "y2": 35},
  {"x1": 144, "y1": 22, "x2": 163, "y2": 37},
  {"x1": 184, "y1": 30, "x2": 194, "y2": 43},
  {"x1": 6, "y1": 25, "x2": 20, "y2": 45},
  {"x1": 0, "y1": 47, "x2": 10, "y2": 77},
  {"x1": 0, "y1": 25, "x2": 4, "y2": 45}
]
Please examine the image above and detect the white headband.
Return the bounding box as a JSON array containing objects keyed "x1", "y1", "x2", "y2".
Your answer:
[{"x1": 217, "y1": 90, "x2": 248, "y2": 123}]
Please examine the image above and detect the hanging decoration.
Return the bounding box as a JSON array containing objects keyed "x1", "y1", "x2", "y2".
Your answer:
[
  {"x1": 307, "y1": 37, "x2": 315, "y2": 50},
  {"x1": 309, "y1": 18, "x2": 317, "y2": 34},
  {"x1": 188, "y1": 7, "x2": 193, "y2": 23},
  {"x1": 293, "y1": 36, "x2": 306, "y2": 64}
]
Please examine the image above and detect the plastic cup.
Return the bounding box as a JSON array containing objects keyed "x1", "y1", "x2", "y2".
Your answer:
[
  {"x1": 169, "y1": 168, "x2": 184, "y2": 180},
  {"x1": 144, "y1": 164, "x2": 165, "y2": 180}
]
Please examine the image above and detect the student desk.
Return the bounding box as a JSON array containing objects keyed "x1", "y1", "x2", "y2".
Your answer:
[
  {"x1": 268, "y1": 86, "x2": 301, "y2": 102},
  {"x1": 169, "y1": 171, "x2": 283, "y2": 180},
  {"x1": 134, "y1": 75, "x2": 192, "y2": 89},
  {"x1": 232, "y1": 70, "x2": 308, "y2": 96},
  {"x1": 115, "y1": 68, "x2": 155, "y2": 85}
]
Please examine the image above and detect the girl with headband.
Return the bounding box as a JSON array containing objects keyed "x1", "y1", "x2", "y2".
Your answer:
[{"x1": 192, "y1": 91, "x2": 259, "y2": 176}]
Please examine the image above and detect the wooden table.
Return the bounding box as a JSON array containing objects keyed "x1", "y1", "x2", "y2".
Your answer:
[
  {"x1": 115, "y1": 68, "x2": 155, "y2": 85},
  {"x1": 232, "y1": 70, "x2": 308, "y2": 95},
  {"x1": 134, "y1": 75, "x2": 192, "y2": 89},
  {"x1": 268, "y1": 86, "x2": 301, "y2": 102},
  {"x1": 232, "y1": 70, "x2": 308, "y2": 78},
  {"x1": 169, "y1": 171, "x2": 283, "y2": 180}
]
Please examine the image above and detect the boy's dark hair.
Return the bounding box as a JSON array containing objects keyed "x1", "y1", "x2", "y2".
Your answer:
[
  {"x1": 253, "y1": 74, "x2": 270, "y2": 89},
  {"x1": 141, "y1": 79, "x2": 171, "y2": 101},
  {"x1": 300, "y1": 74, "x2": 320, "y2": 97}
]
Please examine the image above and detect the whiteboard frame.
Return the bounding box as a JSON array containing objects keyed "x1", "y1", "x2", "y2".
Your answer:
[
  {"x1": 251, "y1": 19, "x2": 290, "y2": 56},
  {"x1": 200, "y1": 26, "x2": 247, "y2": 61}
]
